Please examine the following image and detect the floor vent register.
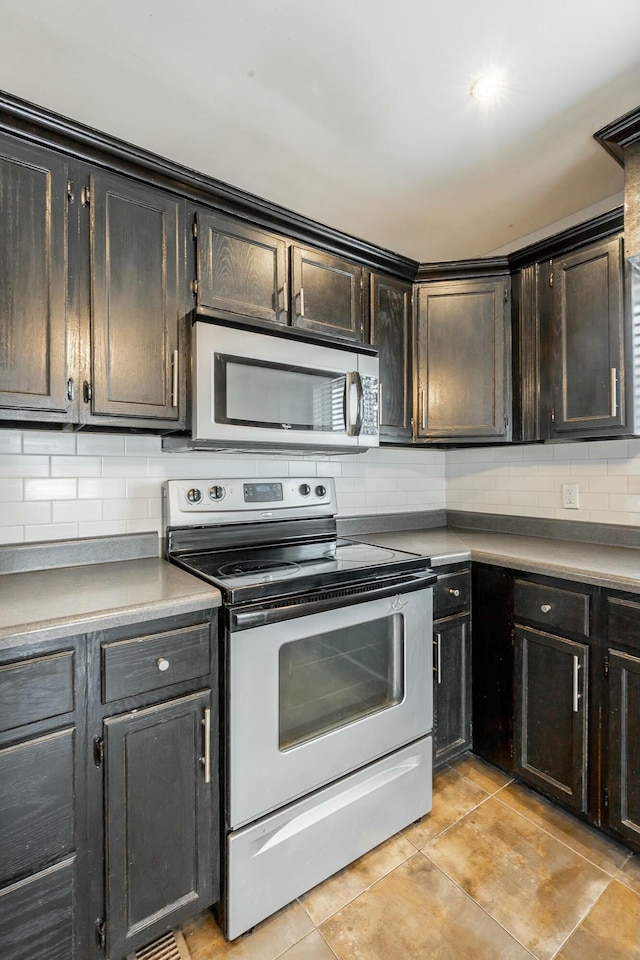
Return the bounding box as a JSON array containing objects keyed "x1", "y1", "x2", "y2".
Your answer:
[{"x1": 126, "y1": 929, "x2": 192, "y2": 960}]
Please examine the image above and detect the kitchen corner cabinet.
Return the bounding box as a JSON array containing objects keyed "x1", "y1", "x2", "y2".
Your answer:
[
  {"x1": 605, "y1": 595, "x2": 640, "y2": 847},
  {"x1": 369, "y1": 273, "x2": 412, "y2": 442},
  {"x1": 547, "y1": 236, "x2": 626, "y2": 438},
  {"x1": 0, "y1": 131, "x2": 186, "y2": 430},
  {"x1": 415, "y1": 277, "x2": 511, "y2": 441},
  {"x1": 432, "y1": 565, "x2": 472, "y2": 769}
]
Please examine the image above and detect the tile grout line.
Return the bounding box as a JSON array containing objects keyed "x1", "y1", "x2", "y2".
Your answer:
[{"x1": 547, "y1": 880, "x2": 614, "y2": 960}]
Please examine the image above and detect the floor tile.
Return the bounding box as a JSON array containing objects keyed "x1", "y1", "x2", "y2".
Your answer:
[
  {"x1": 497, "y1": 781, "x2": 631, "y2": 875},
  {"x1": 279, "y1": 930, "x2": 338, "y2": 959},
  {"x1": 556, "y1": 880, "x2": 640, "y2": 960},
  {"x1": 425, "y1": 797, "x2": 609, "y2": 960},
  {"x1": 182, "y1": 900, "x2": 314, "y2": 959},
  {"x1": 403, "y1": 764, "x2": 488, "y2": 848},
  {"x1": 450, "y1": 753, "x2": 514, "y2": 794},
  {"x1": 616, "y1": 852, "x2": 640, "y2": 895},
  {"x1": 301, "y1": 833, "x2": 416, "y2": 925},
  {"x1": 319, "y1": 852, "x2": 535, "y2": 960}
]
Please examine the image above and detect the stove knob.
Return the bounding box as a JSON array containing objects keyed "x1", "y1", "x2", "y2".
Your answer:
[
  {"x1": 209, "y1": 485, "x2": 225, "y2": 501},
  {"x1": 299, "y1": 483, "x2": 311, "y2": 497},
  {"x1": 185, "y1": 487, "x2": 202, "y2": 504},
  {"x1": 315, "y1": 484, "x2": 327, "y2": 497}
]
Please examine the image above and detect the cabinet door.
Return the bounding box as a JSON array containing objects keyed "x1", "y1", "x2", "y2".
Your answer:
[
  {"x1": 196, "y1": 211, "x2": 288, "y2": 325},
  {"x1": 549, "y1": 237, "x2": 625, "y2": 437},
  {"x1": 0, "y1": 134, "x2": 70, "y2": 418},
  {"x1": 433, "y1": 614, "x2": 471, "y2": 769},
  {"x1": 370, "y1": 273, "x2": 412, "y2": 441},
  {"x1": 104, "y1": 690, "x2": 214, "y2": 960},
  {"x1": 292, "y1": 245, "x2": 364, "y2": 341},
  {"x1": 89, "y1": 172, "x2": 181, "y2": 424},
  {"x1": 415, "y1": 278, "x2": 510, "y2": 440},
  {"x1": 608, "y1": 649, "x2": 640, "y2": 845},
  {"x1": 514, "y1": 626, "x2": 588, "y2": 812}
]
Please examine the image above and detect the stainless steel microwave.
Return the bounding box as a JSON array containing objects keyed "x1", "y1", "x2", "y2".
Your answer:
[{"x1": 177, "y1": 321, "x2": 380, "y2": 454}]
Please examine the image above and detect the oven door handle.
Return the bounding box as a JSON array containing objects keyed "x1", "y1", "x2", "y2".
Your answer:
[{"x1": 230, "y1": 570, "x2": 436, "y2": 630}]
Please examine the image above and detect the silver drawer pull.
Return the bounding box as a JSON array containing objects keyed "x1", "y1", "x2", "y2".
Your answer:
[
  {"x1": 448, "y1": 588, "x2": 461, "y2": 597},
  {"x1": 540, "y1": 604, "x2": 552, "y2": 613},
  {"x1": 573, "y1": 656, "x2": 580, "y2": 713},
  {"x1": 157, "y1": 657, "x2": 170, "y2": 672},
  {"x1": 202, "y1": 707, "x2": 211, "y2": 784}
]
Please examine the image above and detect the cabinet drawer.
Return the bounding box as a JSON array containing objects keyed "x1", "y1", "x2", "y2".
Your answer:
[
  {"x1": 433, "y1": 570, "x2": 470, "y2": 619},
  {"x1": 0, "y1": 728, "x2": 74, "y2": 885},
  {"x1": 0, "y1": 652, "x2": 74, "y2": 733},
  {"x1": 608, "y1": 597, "x2": 640, "y2": 651},
  {"x1": 514, "y1": 580, "x2": 590, "y2": 637},
  {"x1": 102, "y1": 624, "x2": 211, "y2": 702}
]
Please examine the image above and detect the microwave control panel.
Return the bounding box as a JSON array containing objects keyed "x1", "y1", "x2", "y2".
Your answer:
[{"x1": 361, "y1": 376, "x2": 380, "y2": 436}]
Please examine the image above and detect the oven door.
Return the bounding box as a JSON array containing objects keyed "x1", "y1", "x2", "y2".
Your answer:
[{"x1": 227, "y1": 584, "x2": 432, "y2": 828}]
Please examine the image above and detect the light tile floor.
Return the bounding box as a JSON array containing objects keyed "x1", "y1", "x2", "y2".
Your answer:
[{"x1": 182, "y1": 755, "x2": 640, "y2": 959}]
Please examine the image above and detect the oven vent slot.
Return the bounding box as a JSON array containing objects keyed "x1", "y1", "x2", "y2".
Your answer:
[{"x1": 263, "y1": 576, "x2": 413, "y2": 609}]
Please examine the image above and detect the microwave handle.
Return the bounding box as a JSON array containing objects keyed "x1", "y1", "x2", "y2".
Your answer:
[{"x1": 345, "y1": 371, "x2": 363, "y2": 436}]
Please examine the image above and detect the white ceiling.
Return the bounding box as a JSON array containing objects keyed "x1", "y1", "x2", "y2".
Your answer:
[{"x1": 1, "y1": 0, "x2": 639, "y2": 262}]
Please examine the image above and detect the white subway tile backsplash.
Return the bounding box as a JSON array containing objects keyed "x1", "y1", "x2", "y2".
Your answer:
[
  {"x1": 52, "y1": 456, "x2": 101, "y2": 478},
  {"x1": 77, "y1": 433, "x2": 126, "y2": 456},
  {"x1": 124, "y1": 435, "x2": 162, "y2": 456},
  {"x1": 0, "y1": 454, "x2": 49, "y2": 477},
  {"x1": 77, "y1": 520, "x2": 127, "y2": 538},
  {"x1": 0, "y1": 501, "x2": 50, "y2": 525},
  {"x1": 102, "y1": 457, "x2": 147, "y2": 477},
  {"x1": 588, "y1": 439, "x2": 628, "y2": 459},
  {"x1": 24, "y1": 523, "x2": 78, "y2": 541},
  {"x1": 125, "y1": 479, "x2": 163, "y2": 498},
  {"x1": 22, "y1": 432, "x2": 76, "y2": 455},
  {"x1": 25, "y1": 478, "x2": 77, "y2": 501},
  {"x1": 0, "y1": 479, "x2": 23, "y2": 501},
  {"x1": 52, "y1": 499, "x2": 102, "y2": 523},
  {"x1": 102, "y1": 499, "x2": 149, "y2": 520},
  {"x1": 0, "y1": 431, "x2": 22, "y2": 454},
  {"x1": 79, "y1": 478, "x2": 127, "y2": 499},
  {"x1": 553, "y1": 443, "x2": 588, "y2": 459},
  {"x1": 0, "y1": 525, "x2": 24, "y2": 544}
]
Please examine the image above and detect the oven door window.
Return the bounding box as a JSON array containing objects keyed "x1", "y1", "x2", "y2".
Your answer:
[
  {"x1": 278, "y1": 615, "x2": 404, "y2": 750},
  {"x1": 214, "y1": 353, "x2": 346, "y2": 432}
]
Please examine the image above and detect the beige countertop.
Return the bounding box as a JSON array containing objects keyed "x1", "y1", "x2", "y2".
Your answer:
[
  {"x1": 355, "y1": 528, "x2": 640, "y2": 594},
  {"x1": 0, "y1": 557, "x2": 221, "y2": 650}
]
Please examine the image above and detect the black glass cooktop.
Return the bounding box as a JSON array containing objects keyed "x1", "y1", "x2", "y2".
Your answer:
[{"x1": 172, "y1": 537, "x2": 430, "y2": 605}]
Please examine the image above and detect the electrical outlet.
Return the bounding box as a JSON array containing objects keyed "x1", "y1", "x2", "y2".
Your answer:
[{"x1": 562, "y1": 483, "x2": 579, "y2": 509}]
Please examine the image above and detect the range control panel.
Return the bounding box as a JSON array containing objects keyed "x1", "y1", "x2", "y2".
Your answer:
[{"x1": 165, "y1": 477, "x2": 336, "y2": 526}]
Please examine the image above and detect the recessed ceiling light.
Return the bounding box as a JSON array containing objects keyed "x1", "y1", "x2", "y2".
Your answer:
[{"x1": 470, "y1": 70, "x2": 506, "y2": 104}]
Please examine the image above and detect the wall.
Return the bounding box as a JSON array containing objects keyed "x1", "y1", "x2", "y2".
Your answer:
[
  {"x1": 447, "y1": 439, "x2": 640, "y2": 526},
  {"x1": 0, "y1": 429, "x2": 446, "y2": 546}
]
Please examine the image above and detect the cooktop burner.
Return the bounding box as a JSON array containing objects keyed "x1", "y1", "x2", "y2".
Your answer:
[{"x1": 218, "y1": 559, "x2": 301, "y2": 578}]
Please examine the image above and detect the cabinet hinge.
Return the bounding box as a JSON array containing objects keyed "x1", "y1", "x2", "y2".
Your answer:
[
  {"x1": 191, "y1": 278, "x2": 199, "y2": 296},
  {"x1": 503, "y1": 286, "x2": 509, "y2": 303},
  {"x1": 550, "y1": 406, "x2": 555, "y2": 425},
  {"x1": 192, "y1": 218, "x2": 198, "y2": 239},
  {"x1": 603, "y1": 788, "x2": 609, "y2": 809},
  {"x1": 604, "y1": 657, "x2": 610, "y2": 678},
  {"x1": 81, "y1": 184, "x2": 91, "y2": 207},
  {"x1": 93, "y1": 736, "x2": 104, "y2": 768},
  {"x1": 95, "y1": 917, "x2": 106, "y2": 951},
  {"x1": 66, "y1": 180, "x2": 74, "y2": 203}
]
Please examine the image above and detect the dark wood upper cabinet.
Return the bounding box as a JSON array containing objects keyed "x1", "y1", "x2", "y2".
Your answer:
[
  {"x1": 415, "y1": 278, "x2": 511, "y2": 441},
  {"x1": 196, "y1": 211, "x2": 289, "y2": 325},
  {"x1": 0, "y1": 134, "x2": 70, "y2": 419},
  {"x1": 292, "y1": 245, "x2": 364, "y2": 341},
  {"x1": 370, "y1": 273, "x2": 412, "y2": 441},
  {"x1": 548, "y1": 236, "x2": 625, "y2": 438},
  {"x1": 89, "y1": 172, "x2": 182, "y2": 424}
]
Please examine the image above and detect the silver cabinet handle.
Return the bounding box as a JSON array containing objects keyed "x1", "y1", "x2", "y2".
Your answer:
[
  {"x1": 448, "y1": 588, "x2": 461, "y2": 597},
  {"x1": 434, "y1": 632, "x2": 442, "y2": 685},
  {"x1": 202, "y1": 707, "x2": 211, "y2": 784},
  {"x1": 299, "y1": 286, "x2": 305, "y2": 318},
  {"x1": 610, "y1": 367, "x2": 618, "y2": 418},
  {"x1": 171, "y1": 349, "x2": 179, "y2": 408},
  {"x1": 281, "y1": 281, "x2": 288, "y2": 314},
  {"x1": 421, "y1": 389, "x2": 427, "y2": 430},
  {"x1": 157, "y1": 657, "x2": 170, "y2": 672},
  {"x1": 540, "y1": 604, "x2": 552, "y2": 613},
  {"x1": 67, "y1": 378, "x2": 75, "y2": 402},
  {"x1": 573, "y1": 656, "x2": 580, "y2": 713}
]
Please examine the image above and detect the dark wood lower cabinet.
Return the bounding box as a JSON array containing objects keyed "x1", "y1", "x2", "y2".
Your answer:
[
  {"x1": 433, "y1": 614, "x2": 471, "y2": 768},
  {"x1": 104, "y1": 691, "x2": 214, "y2": 959},
  {"x1": 0, "y1": 859, "x2": 76, "y2": 960},
  {"x1": 514, "y1": 627, "x2": 589, "y2": 813},
  {"x1": 608, "y1": 649, "x2": 640, "y2": 845}
]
